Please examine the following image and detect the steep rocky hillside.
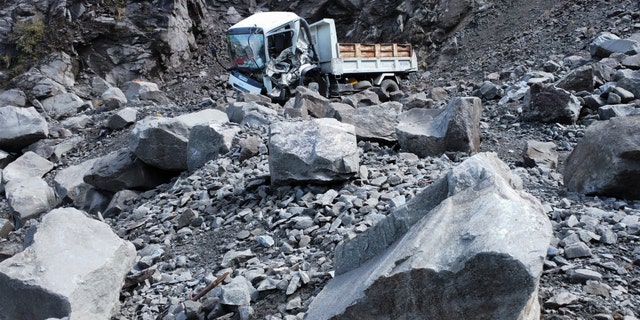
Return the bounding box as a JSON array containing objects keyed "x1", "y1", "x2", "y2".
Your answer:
[{"x1": 0, "y1": 0, "x2": 639, "y2": 320}]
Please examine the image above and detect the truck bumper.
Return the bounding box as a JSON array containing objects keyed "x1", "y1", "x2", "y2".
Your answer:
[{"x1": 229, "y1": 71, "x2": 263, "y2": 94}]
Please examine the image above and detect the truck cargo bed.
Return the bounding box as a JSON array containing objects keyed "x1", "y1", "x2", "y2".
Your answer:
[
  {"x1": 309, "y1": 18, "x2": 418, "y2": 76},
  {"x1": 338, "y1": 43, "x2": 412, "y2": 58}
]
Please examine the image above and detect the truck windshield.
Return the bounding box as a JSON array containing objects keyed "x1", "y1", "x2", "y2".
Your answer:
[{"x1": 227, "y1": 33, "x2": 266, "y2": 70}]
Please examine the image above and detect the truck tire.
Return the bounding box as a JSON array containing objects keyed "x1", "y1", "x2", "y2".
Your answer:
[{"x1": 380, "y1": 79, "x2": 399, "y2": 95}]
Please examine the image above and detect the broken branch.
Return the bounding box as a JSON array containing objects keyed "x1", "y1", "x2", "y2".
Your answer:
[{"x1": 189, "y1": 271, "x2": 230, "y2": 301}]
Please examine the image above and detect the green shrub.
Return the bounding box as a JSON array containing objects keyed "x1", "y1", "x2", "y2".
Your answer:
[{"x1": 12, "y1": 15, "x2": 45, "y2": 56}]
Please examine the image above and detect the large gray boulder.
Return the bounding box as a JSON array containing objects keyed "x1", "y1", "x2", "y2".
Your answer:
[
  {"x1": 340, "y1": 90, "x2": 381, "y2": 108},
  {"x1": 598, "y1": 104, "x2": 640, "y2": 120},
  {"x1": 122, "y1": 80, "x2": 160, "y2": 102},
  {"x1": 0, "y1": 207, "x2": 136, "y2": 320},
  {"x1": 130, "y1": 109, "x2": 229, "y2": 171},
  {"x1": 84, "y1": 149, "x2": 173, "y2": 192},
  {"x1": 186, "y1": 123, "x2": 240, "y2": 171},
  {"x1": 522, "y1": 140, "x2": 558, "y2": 169},
  {"x1": 522, "y1": 83, "x2": 581, "y2": 124},
  {"x1": 326, "y1": 102, "x2": 356, "y2": 122},
  {"x1": 91, "y1": 76, "x2": 113, "y2": 96},
  {"x1": 0, "y1": 218, "x2": 12, "y2": 239},
  {"x1": 23, "y1": 136, "x2": 83, "y2": 163},
  {"x1": 396, "y1": 96, "x2": 482, "y2": 157},
  {"x1": 268, "y1": 118, "x2": 359, "y2": 185},
  {"x1": 308, "y1": 153, "x2": 552, "y2": 320},
  {"x1": 622, "y1": 54, "x2": 640, "y2": 69},
  {"x1": 0, "y1": 89, "x2": 27, "y2": 108},
  {"x1": 0, "y1": 106, "x2": 49, "y2": 150},
  {"x1": 129, "y1": 116, "x2": 190, "y2": 171},
  {"x1": 291, "y1": 86, "x2": 331, "y2": 118},
  {"x1": 5, "y1": 177, "x2": 59, "y2": 226},
  {"x1": 564, "y1": 115, "x2": 640, "y2": 199},
  {"x1": 614, "y1": 69, "x2": 640, "y2": 98},
  {"x1": 226, "y1": 101, "x2": 279, "y2": 125},
  {"x1": 0, "y1": 150, "x2": 13, "y2": 169},
  {"x1": 398, "y1": 91, "x2": 435, "y2": 110},
  {"x1": 54, "y1": 158, "x2": 98, "y2": 207},
  {"x1": 590, "y1": 32, "x2": 640, "y2": 58},
  {"x1": 107, "y1": 107, "x2": 138, "y2": 130},
  {"x1": 1, "y1": 151, "x2": 54, "y2": 184},
  {"x1": 103, "y1": 190, "x2": 140, "y2": 219},
  {"x1": 556, "y1": 63, "x2": 611, "y2": 93},
  {"x1": 41, "y1": 92, "x2": 86, "y2": 120},
  {"x1": 342, "y1": 101, "x2": 403, "y2": 142},
  {"x1": 10, "y1": 52, "x2": 76, "y2": 99},
  {"x1": 101, "y1": 87, "x2": 128, "y2": 110}
]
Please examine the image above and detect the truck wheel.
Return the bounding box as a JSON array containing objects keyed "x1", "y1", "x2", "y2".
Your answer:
[{"x1": 380, "y1": 79, "x2": 400, "y2": 94}]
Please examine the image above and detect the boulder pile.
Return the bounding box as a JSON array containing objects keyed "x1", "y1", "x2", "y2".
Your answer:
[{"x1": 0, "y1": 1, "x2": 639, "y2": 320}]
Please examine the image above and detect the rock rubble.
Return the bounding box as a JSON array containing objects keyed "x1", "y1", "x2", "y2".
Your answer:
[{"x1": 0, "y1": 1, "x2": 639, "y2": 320}]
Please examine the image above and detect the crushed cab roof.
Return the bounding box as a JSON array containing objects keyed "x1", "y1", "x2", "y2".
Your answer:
[{"x1": 228, "y1": 11, "x2": 301, "y2": 33}]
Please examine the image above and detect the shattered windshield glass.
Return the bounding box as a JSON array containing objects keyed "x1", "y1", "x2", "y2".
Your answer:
[{"x1": 227, "y1": 33, "x2": 266, "y2": 70}]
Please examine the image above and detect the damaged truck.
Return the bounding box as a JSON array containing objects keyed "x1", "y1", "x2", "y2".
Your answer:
[{"x1": 218, "y1": 11, "x2": 418, "y2": 101}]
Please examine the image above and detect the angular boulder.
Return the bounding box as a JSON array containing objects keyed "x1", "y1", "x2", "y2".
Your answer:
[
  {"x1": 54, "y1": 158, "x2": 98, "y2": 207},
  {"x1": 564, "y1": 115, "x2": 640, "y2": 199},
  {"x1": 308, "y1": 153, "x2": 552, "y2": 320},
  {"x1": 340, "y1": 90, "x2": 381, "y2": 108},
  {"x1": 522, "y1": 140, "x2": 558, "y2": 169},
  {"x1": 41, "y1": 92, "x2": 86, "y2": 120},
  {"x1": 398, "y1": 92, "x2": 435, "y2": 110},
  {"x1": 522, "y1": 83, "x2": 581, "y2": 124},
  {"x1": 0, "y1": 218, "x2": 12, "y2": 239},
  {"x1": 23, "y1": 136, "x2": 83, "y2": 162},
  {"x1": 10, "y1": 52, "x2": 76, "y2": 99},
  {"x1": 622, "y1": 54, "x2": 640, "y2": 69},
  {"x1": 326, "y1": 102, "x2": 356, "y2": 122},
  {"x1": 5, "y1": 177, "x2": 59, "y2": 227},
  {"x1": 0, "y1": 89, "x2": 27, "y2": 108},
  {"x1": 590, "y1": 33, "x2": 640, "y2": 58},
  {"x1": 130, "y1": 109, "x2": 229, "y2": 171},
  {"x1": 474, "y1": 80, "x2": 501, "y2": 100},
  {"x1": 186, "y1": 123, "x2": 240, "y2": 171},
  {"x1": 226, "y1": 101, "x2": 279, "y2": 125},
  {"x1": 349, "y1": 101, "x2": 403, "y2": 142},
  {"x1": 614, "y1": 69, "x2": 640, "y2": 98},
  {"x1": 101, "y1": 87, "x2": 128, "y2": 110},
  {"x1": 2, "y1": 151, "x2": 54, "y2": 184},
  {"x1": 598, "y1": 104, "x2": 640, "y2": 120},
  {"x1": 292, "y1": 86, "x2": 330, "y2": 118},
  {"x1": 84, "y1": 149, "x2": 173, "y2": 192},
  {"x1": 396, "y1": 96, "x2": 482, "y2": 157},
  {"x1": 122, "y1": 80, "x2": 160, "y2": 102},
  {"x1": 0, "y1": 149, "x2": 14, "y2": 169},
  {"x1": 0, "y1": 106, "x2": 49, "y2": 150},
  {"x1": 107, "y1": 107, "x2": 138, "y2": 130},
  {"x1": 556, "y1": 64, "x2": 611, "y2": 93},
  {"x1": 612, "y1": 87, "x2": 635, "y2": 103},
  {"x1": 268, "y1": 118, "x2": 359, "y2": 185},
  {"x1": 91, "y1": 76, "x2": 112, "y2": 96},
  {"x1": 0, "y1": 207, "x2": 136, "y2": 320},
  {"x1": 103, "y1": 190, "x2": 140, "y2": 219}
]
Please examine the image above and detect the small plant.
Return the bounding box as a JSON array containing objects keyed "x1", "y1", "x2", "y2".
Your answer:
[
  {"x1": 12, "y1": 14, "x2": 45, "y2": 56},
  {"x1": 115, "y1": 0, "x2": 127, "y2": 21},
  {"x1": 0, "y1": 54, "x2": 10, "y2": 69}
]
